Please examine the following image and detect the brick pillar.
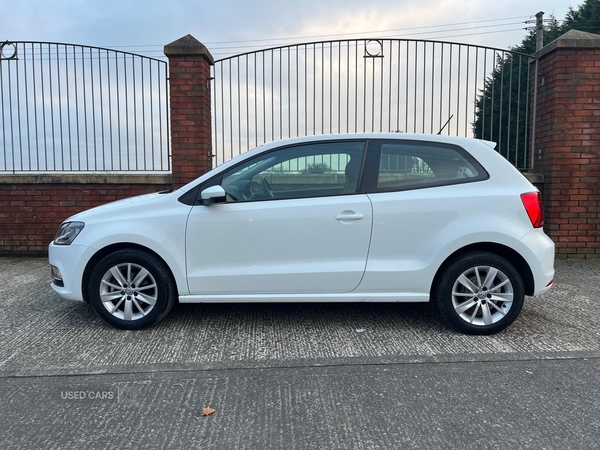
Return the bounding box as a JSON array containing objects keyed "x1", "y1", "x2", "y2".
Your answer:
[
  {"x1": 164, "y1": 35, "x2": 214, "y2": 188},
  {"x1": 533, "y1": 30, "x2": 600, "y2": 259}
]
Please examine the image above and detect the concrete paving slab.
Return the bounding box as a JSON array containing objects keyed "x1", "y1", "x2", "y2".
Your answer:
[{"x1": 0, "y1": 258, "x2": 598, "y2": 377}]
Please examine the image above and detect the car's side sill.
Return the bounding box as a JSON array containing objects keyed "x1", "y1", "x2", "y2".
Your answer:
[{"x1": 178, "y1": 293, "x2": 430, "y2": 303}]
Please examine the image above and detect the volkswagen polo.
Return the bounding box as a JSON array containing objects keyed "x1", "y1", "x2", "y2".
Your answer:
[{"x1": 49, "y1": 134, "x2": 555, "y2": 334}]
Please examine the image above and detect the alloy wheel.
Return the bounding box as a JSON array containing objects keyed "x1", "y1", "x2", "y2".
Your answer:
[
  {"x1": 451, "y1": 265, "x2": 514, "y2": 327},
  {"x1": 99, "y1": 262, "x2": 158, "y2": 321}
]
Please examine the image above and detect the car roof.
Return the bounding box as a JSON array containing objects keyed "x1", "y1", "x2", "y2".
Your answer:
[{"x1": 255, "y1": 132, "x2": 490, "y2": 148}]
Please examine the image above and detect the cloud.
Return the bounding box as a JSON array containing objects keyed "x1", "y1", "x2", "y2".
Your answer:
[{"x1": 1, "y1": 0, "x2": 576, "y2": 53}]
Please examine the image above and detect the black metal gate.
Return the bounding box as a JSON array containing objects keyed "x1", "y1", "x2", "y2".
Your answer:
[
  {"x1": 0, "y1": 41, "x2": 170, "y2": 173},
  {"x1": 212, "y1": 39, "x2": 537, "y2": 169}
]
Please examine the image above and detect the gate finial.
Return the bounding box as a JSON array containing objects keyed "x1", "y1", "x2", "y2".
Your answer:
[{"x1": 0, "y1": 41, "x2": 18, "y2": 60}]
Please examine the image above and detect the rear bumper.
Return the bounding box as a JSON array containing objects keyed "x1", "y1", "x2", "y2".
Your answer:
[{"x1": 515, "y1": 228, "x2": 555, "y2": 296}]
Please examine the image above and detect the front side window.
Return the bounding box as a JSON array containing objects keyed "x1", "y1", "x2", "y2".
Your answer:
[
  {"x1": 220, "y1": 141, "x2": 366, "y2": 203},
  {"x1": 363, "y1": 140, "x2": 486, "y2": 192}
]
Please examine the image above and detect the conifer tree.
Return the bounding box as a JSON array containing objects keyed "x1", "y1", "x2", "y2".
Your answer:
[{"x1": 472, "y1": 0, "x2": 600, "y2": 168}]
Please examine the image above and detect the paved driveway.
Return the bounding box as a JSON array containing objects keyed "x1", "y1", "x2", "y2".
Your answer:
[{"x1": 1, "y1": 257, "x2": 599, "y2": 449}]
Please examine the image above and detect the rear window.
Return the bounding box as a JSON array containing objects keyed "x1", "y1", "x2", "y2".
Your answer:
[{"x1": 371, "y1": 141, "x2": 486, "y2": 191}]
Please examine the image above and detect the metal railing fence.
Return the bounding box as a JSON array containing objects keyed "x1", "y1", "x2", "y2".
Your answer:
[
  {"x1": 212, "y1": 39, "x2": 537, "y2": 170},
  {"x1": 0, "y1": 41, "x2": 170, "y2": 173}
]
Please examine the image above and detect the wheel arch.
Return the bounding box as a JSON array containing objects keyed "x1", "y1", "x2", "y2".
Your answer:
[
  {"x1": 81, "y1": 243, "x2": 180, "y2": 303},
  {"x1": 430, "y1": 242, "x2": 535, "y2": 298}
]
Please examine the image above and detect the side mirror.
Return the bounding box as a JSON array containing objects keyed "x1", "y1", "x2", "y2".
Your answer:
[{"x1": 200, "y1": 185, "x2": 226, "y2": 205}]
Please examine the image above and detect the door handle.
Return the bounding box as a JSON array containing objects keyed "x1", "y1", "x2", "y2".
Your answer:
[{"x1": 336, "y1": 213, "x2": 364, "y2": 221}]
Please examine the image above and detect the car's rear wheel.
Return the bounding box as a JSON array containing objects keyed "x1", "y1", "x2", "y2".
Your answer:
[
  {"x1": 435, "y1": 251, "x2": 525, "y2": 335},
  {"x1": 88, "y1": 249, "x2": 176, "y2": 329}
]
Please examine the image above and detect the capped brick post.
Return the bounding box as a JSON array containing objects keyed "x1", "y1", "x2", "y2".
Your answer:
[
  {"x1": 164, "y1": 35, "x2": 214, "y2": 188},
  {"x1": 533, "y1": 30, "x2": 600, "y2": 259}
]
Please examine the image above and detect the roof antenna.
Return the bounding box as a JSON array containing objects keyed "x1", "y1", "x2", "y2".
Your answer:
[{"x1": 437, "y1": 115, "x2": 454, "y2": 135}]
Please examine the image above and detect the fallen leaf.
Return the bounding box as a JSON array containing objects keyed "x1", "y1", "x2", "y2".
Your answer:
[{"x1": 201, "y1": 407, "x2": 216, "y2": 416}]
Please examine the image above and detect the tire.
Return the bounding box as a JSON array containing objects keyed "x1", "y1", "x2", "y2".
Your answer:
[
  {"x1": 88, "y1": 249, "x2": 177, "y2": 330},
  {"x1": 435, "y1": 251, "x2": 525, "y2": 335}
]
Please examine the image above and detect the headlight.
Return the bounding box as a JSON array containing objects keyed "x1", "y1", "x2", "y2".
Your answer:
[{"x1": 54, "y1": 221, "x2": 85, "y2": 245}]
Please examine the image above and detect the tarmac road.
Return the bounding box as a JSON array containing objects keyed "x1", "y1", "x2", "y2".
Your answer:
[{"x1": 1, "y1": 257, "x2": 599, "y2": 449}]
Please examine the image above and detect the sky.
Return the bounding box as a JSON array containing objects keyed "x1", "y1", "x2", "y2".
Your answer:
[
  {"x1": 2, "y1": 0, "x2": 580, "y2": 60},
  {"x1": 0, "y1": 0, "x2": 585, "y2": 173}
]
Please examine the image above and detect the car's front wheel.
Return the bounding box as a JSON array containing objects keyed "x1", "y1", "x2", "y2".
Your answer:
[
  {"x1": 88, "y1": 249, "x2": 176, "y2": 329},
  {"x1": 435, "y1": 251, "x2": 525, "y2": 335}
]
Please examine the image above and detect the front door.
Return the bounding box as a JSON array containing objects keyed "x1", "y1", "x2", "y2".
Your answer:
[{"x1": 185, "y1": 140, "x2": 372, "y2": 295}]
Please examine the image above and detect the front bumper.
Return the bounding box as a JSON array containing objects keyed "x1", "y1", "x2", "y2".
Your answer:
[{"x1": 48, "y1": 242, "x2": 96, "y2": 302}]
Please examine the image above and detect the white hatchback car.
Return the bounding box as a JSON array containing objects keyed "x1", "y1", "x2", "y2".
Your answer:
[{"x1": 49, "y1": 134, "x2": 554, "y2": 334}]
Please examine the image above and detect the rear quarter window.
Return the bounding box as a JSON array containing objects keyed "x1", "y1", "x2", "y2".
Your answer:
[{"x1": 363, "y1": 140, "x2": 488, "y2": 192}]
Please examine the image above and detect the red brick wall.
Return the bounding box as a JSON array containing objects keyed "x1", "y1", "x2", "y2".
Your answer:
[
  {"x1": 0, "y1": 180, "x2": 170, "y2": 255},
  {"x1": 534, "y1": 48, "x2": 600, "y2": 258}
]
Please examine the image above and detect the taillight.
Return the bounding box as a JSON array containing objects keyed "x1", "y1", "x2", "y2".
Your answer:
[{"x1": 521, "y1": 192, "x2": 544, "y2": 228}]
